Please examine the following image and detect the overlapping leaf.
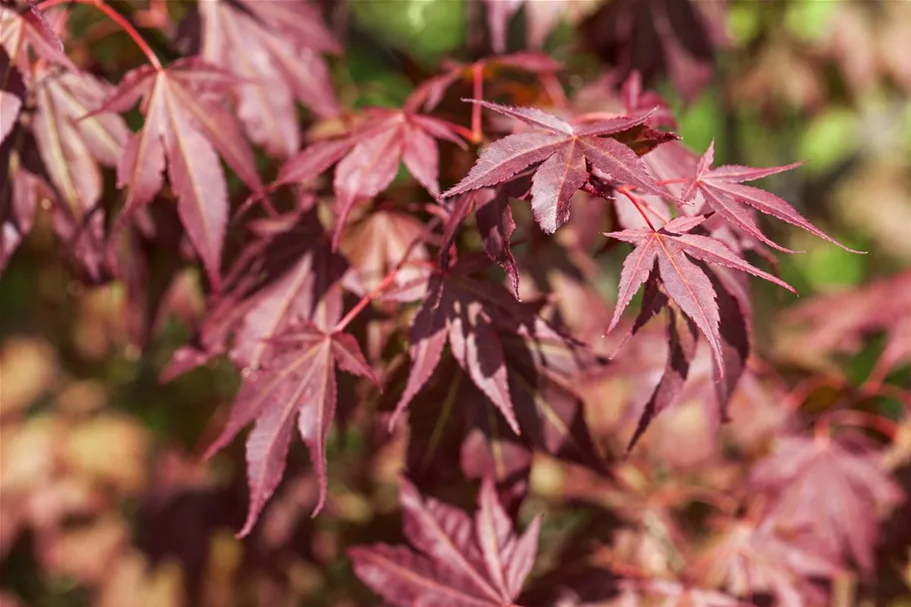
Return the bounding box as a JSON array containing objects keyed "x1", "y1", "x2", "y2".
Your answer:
[
  {"x1": 605, "y1": 213, "x2": 794, "y2": 378},
  {"x1": 349, "y1": 476, "x2": 541, "y2": 607},
  {"x1": 580, "y1": 0, "x2": 729, "y2": 102},
  {"x1": 691, "y1": 518, "x2": 842, "y2": 607},
  {"x1": 749, "y1": 436, "x2": 904, "y2": 573},
  {"x1": 442, "y1": 100, "x2": 676, "y2": 234},
  {"x1": 198, "y1": 0, "x2": 340, "y2": 157},
  {"x1": 683, "y1": 141, "x2": 859, "y2": 253},
  {"x1": 205, "y1": 322, "x2": 378, "y2": 537},
  {"x1": 275, "y1": 108, "x2": 465, "y2": 249},
  {"x1": 90, "y1": 58, "x2": 264, "y2": 289}
]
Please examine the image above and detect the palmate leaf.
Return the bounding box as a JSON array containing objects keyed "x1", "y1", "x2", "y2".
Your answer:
[
  {"x1": 204, "y1": 323, "x2": 378, "y2": 537},
  {"x1": 349, "y1": 476, "x2": 541, "y2": 607},
  {"x1": 749, "y1": 436, "x2": 904, "y2": 573},
  {"x1": 442, "y1": 100, "x2": 676, "y2": 235},
  {"x1": 89, "y1": 58, "x2": 264, "y2": 290},
  {"x1": 605, "y1": 213, "x2": 794, "y2": 379},
  {"x1": 30, "y1": 65, "x2": 129, "y2": 279},
  {"x1": 691, "y1": 518, "x2": 842, "y2": 607},
  {"x1": 275, "y1": 108, "x2": 465, "y2": 249},
  {"x1": 198, "y1": 0, "x2": 340, "y2": 158},
  {"x1": 683, "y1": 141, "x2": 860, "y2": 253}
]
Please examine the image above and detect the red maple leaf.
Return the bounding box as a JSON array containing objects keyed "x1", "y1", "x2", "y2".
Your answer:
[
  {"x1": 441, "y1": 100, "x2": 675, "y2": 234},
  {"x1": 349, "y1": 476, "x2": 541, "y2": 607},
  {"x1": 274, "y1": 107, "x2": 465, "y2": 250},
  {"x1": 605, "y1": 213, "x2": 794, "y2": 378},
  {"x1": 580, "y1": 0, "x2": 729, "y2": 102},
  {"x1": 749, "y1": 436, "x2": 905, "y2": 573},
  {"x1": 683, "y1": 141, "x2": 859, "y2": 253},
  {"x1": 691, "y1": 517, "x2": 842, "y2": 607},
  {"x1": 198, "y1": 0, "x2": 340, "y2": 158},
  {"x1": 205, "y1": 322, "x2": 378, "y2": 537},
  {"x1": 89, "y1": 58, "x2": 265, "y2": 290}
]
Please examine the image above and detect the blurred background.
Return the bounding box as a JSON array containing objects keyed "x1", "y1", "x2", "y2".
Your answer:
[{"x1": 2, "y1": 1, "x2": 910, "y2": 606}]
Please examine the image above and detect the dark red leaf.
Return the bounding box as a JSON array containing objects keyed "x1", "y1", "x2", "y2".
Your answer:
[
  {"x1": 349, "y1": 476, "x2": 541, "y2": 606},
  {"x1": 442, "y1": 100, "x2": 673, "y2": 234}
]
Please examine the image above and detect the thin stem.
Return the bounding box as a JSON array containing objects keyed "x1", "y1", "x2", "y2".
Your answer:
[
  {"x1": 823, "y1": 409, "x2": 898, "y2": 440},
  {"x1": 36, "y1": 0, "x2": 162, "y2": 69},
  {"x1": 657, "y1": 178, "x2": 689, "y2": 186},
  {"x1": 334, "y1": 217, "x2": 442, "y2": 334},
  {"x1": 618, "y1": 186, "x2": 657, "y2": 231}
]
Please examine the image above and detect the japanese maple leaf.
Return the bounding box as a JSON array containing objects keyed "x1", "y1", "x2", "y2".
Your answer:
[
  {"x1": 605, "y1": 580, "x2": 741, "y2": 607},
  {"x1": 160, "y1": 208, "x2": 342, "y2": 380},
  {"x1": 749, "y1": 436, "x2": 905, "y2": 573},
  {"x1": 0, "y1": 145, "x2": 48, "y2": 274},
  {"x1": 205, "y1": 323, "x2": 378, "y2": 537},
  {"x1": 349, "y1": 476, "x2": 541, "y2": 607},
  {"x1": 442, "y1": 100, "x2": 675, "y2": 235},
  {"x1": 29, "y1": 65, "x2": 129, "y2": 278},
  {"x1": 275, "y1": 108, "x2": 465, "y2": 249},
  {"x1": 338, "y1": 208, "x2": 431, "y2": 302},
  {"x1": 198, "y1": 0, "x2": 339, "y2": 158},
  {"x1": 89, "y1": 58, "x2": 264, "y2": 290},
  {"x1": 683, "y1": 141, "x2": 859, "y2": 253},
  {"x1": 0, "y1": 1, "x2": 75, "y2": 74},
  {"x1": 783, "y1": 269, "x2": 911, "y2": 377},
  {"x1": 605, "y1": 213, "x2": 794, "y2": 378},
  {"x1": 691, "y1": 518, "x2": 841, "y2": 607},
  {"x1": 580, "y1": 0, "x2": 728, "y2": 102}
]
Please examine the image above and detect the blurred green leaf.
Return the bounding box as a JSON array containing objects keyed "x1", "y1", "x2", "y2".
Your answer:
[
  {"x1": 784, "y1": 0, "x2": 837, "y2": 42},
  {"x1": 350, "y1": 0, "x2": 466, "y2": 64},
  {"x1": 798, "y1": 108, "x2": 857, "y2": 174}
]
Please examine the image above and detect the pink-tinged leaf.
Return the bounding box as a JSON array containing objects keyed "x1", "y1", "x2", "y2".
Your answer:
[
  {"x1": 275, "y1": 137, "x2": 354, "y2": 185},
  {"x1": 0, "y1": 151, "x2": 45, "y2": 274},
  {"x1": 1, "y1": 3, "x2": 77, "y2": 71},
  {"x1": 626, "y1": 308, "x2": 698, "y2": 453},
  {"x1": 350, "y1": 476, "x2": 540, "y2": 605},
  {"x1": 332, "y1": 125, "x2": 404, "y2": 249},
  {"x1": 686, "y1": 142, "x2": 861, "y2": 253},
  {"x1": 444, "y1": 132, "x2": 567, "y2": 197},
  {"x1": 469, "y1": 98, "x2": 574, "y2": 134},
  {"x1": 484, "y1": 0, "x2": 523, "y2": 54},
  {"x1": 211, "y1": 324, "x2": 378, "y2": 537},
  {"x1": 605, "y1": 214, "x2": 794, "y2": 378},
  {"x1": 401, "y1": 120, "x2": 442, "y2": 197},
  {"x1": 750, "y1": 436, "x2": 905, "y2": 573},
  {"x1": 445, "y1": 102, "x2": 675, "y2": 234},
  {"x1": 390, "y1": 277, "x2": 450, "y2": 430},
  {"x1": 529, "y1": 139, "x2": 586, "y2": 233},
  {"x1": 606, "y1": 246, "x2": 658, "y2": 335},
  {"x1": 166, "y1": 105, "x2": 228, "y2": 291},
  {"x1": 581, "y1": 136, "x2": 670, "y2": 199},
  {"x1": 349, "y1": 545, "x2": 493, "y2": 607},
  {"x1": 692, "y1": 518, "x2": 842, "y2": 607},
  {"x1": 449, "y1": 304, "x2": 521, "y2": 436},
  {"x1": 0, "y1": 91, "x2": 20, "y2": 145},
  {"x1": 475, "y1": 191, "x2": 520, "y2": 298}
]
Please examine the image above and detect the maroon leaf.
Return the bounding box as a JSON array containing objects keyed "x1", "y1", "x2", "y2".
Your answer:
[
  {"x1": 1, "y1": 2, "x2": 77, "y2": 72},
  {"x1": 625, "y1": 307, "x2": 698, "y2": 453},
  {"x1": 605, "y1": 213, "x2": 794, "y2": 377},
  {"x1": 198, "y1": 0, "x2": 340, "y2": 157},
  {"x1": 275, "y1": 109, "x2": 465, "y2": 249},
  {"x1": 349, "y1": 476, "x2": 541, "y2": 606},
  {"x1": 206, "y1": 323, "x2": 378, "y2": 537},
  {"x1": 442, "y1": 100, "x2": 673, "y2": 234},
  {"x1": 580, "y1": 0, "x2": 729, "y2": 102},
  {"x1": 749, "y1": 436, "x2": 905, "y2": 573},
  {"x1": 683, "y1": 141, "x2": 861, "y2": 253},
  {"x1": 91, "y1": 58, "x2": 264, "y2": 290},
  {"x1": 474, "y1": 189, "x2": 519, "y2": 298},
  {"x1": 691, "y1": 518, "x2": 842, "y2": 606}
]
